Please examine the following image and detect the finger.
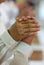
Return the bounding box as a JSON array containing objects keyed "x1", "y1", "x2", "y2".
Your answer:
[
  {"x1": 17, "y1": 18, "x2": 28, "y2": 24},
  {"x1": 16, "y1": 22, "x2": 29, "y2": 29},
  {"x1": 16, "y1": 22, "x2": 23, "y2": 28},
  {"x1": 27, "y1": 16, "x2": 32, "y2": 19},
  {"x1": 28, "y1": 19, "x2": 36, "y2": 23},
  {"x1": 16, "y1": 16, "x2": 27, "y2": 22},
  {"x1": 27, "y1": 16, "x2": 39, "y2": 24},
  {"x1": 21, "y1": 24, "x2": 29, "y2": 28},
  {"x1": 22, "y1": 16, "x2": 27, "y2": 21},
  {"x1": 19, "y1": 16, "x2": 29, "y2": 24},
  {"x1": 29, "y1": 28, "x2": 40, "y2": 32},
  {"x1": 23, "y1": 28, "x2": 40, "y2": 33},
  {"x1": 17, "y1": 28, "x2": 29, "y2": 35},
  {"x1": 28, "y1": 23, "x2": 40, "y2": 28},
  {"x1": 23, "y1": 23, "x2": 40, "y2": 29},
  {"x1": 18, "y1": 18, "x2": 23, "y2": 22},
  {"x1": 16, "y1": 17, "x2": 23, "y2": 22},
  {"x1": 28, "y1": 32, "x2": 37, "y2": 36},
  {"x1": 21, "y1": 19, "x2": 38, "y2": 24},
  {"x1": 17, "y1": 28, "x2": 24, "y2": 35},
  {"x1": 23, "y1": 31, "x2": 37, "y2": 36},
  {"x1": 21, "y1": 20, "x2": 34, "y2": 24},
  {"x1": 31, "y1": 17, "x2": 40, "y2": 24}
]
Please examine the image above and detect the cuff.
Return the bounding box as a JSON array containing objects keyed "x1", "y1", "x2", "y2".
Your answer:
[
  {"x1": 0, "y1": 30, "x2": 18, "y2": 47},
  {"x1": 15, "y1": 42, "x2": 33, "y2": 58}
]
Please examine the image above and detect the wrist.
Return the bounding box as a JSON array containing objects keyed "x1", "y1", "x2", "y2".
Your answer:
[
  {"x1": 22, "y1": 36, "x2": 33, "y2": 45},
  {"x1": 8, "y1": 24, "x2": 22, "y2": 41}
]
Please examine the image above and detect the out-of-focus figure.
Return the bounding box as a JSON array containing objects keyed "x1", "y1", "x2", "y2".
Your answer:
[
  {"x1": 0, "y1": 0, "x2": 19, "y2": 29},
  {"x1": 0, "y1": 0, "x2": 44, "y2": 65}
]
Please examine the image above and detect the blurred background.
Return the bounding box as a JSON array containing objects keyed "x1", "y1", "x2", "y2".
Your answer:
[
  {"x1": 17, "y1": 0, "x2": 44, "y2": 65},
  {"x1": 16, "y1": 0, "x2": 44, "y2": 63},
  {"x1": 0, "y1": 0, "x2": 44, "y2": 65}
]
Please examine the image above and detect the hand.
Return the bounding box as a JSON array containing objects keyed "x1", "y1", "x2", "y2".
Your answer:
[
  {"x1": 22, "y1": 16, "x2": 40, "y2": 45},
  {"x1": 8, "y1": 16, "x2": 32, "y2": 41},
  {"x1": 14, "y1": 16, "x2": 33, "y2": 41},
  {"x1": 8, "y1": 16, "x2": 40, "y2": 42},
  {"x1": 17, "y1": 16, "x2": 40, "y2": 36}
]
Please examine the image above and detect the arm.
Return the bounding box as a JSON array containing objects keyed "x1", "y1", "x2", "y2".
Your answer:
[
  {"x1": 8, "y1": 16, "x2": 40, "y2": 44},
  {"x1": 1, "y1": 42, "x2": 33, "y2": 65},
  {"x1": 1, "y1": 16, "x2": 40, "y2": 65}
]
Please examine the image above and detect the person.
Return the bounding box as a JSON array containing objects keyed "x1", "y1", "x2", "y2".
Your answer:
[
  {"x1": 0, "y1": 0, "x2": 19, "y2": 29},
  {"x1": 0, "y1": 0, "x2": 40, "y2": 65}
]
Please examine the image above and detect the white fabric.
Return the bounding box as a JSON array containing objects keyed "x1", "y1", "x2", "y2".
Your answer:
[
  {"x1": 0, "y1": 23, "x2": 18, "y2": 60},
  {"x1": 0, "y1": 23, "x2": 6, "y2": 36},
  {"x1": 0, "y1": 1, "x2": 33, "y2": 65},
  {"x1": 0, "y1": 1, "x2": 19, "y2": 29},
  {"x1": 15, "y1": 42, "x2": 33, "y2": 58},
  {"x1": 0, "y1": 30, "x2": 33, "y2": 65},
  {"x1": 1, "y1": 30, "x2": 18, "y2": 47}
]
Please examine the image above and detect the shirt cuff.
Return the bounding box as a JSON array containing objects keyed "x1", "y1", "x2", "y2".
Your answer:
[
  {"x1": 15, "y1": 42, "x2": 33, "y2": 58},
  {"x1": 0, "y1": 30, "x2": 18, "y2": 47}
]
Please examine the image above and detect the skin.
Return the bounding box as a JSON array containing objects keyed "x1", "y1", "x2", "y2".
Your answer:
[
  {"x1": 8, "y1": 3, "x2": 40, "y2": 45},
  {"x1": 16, "y1": 3, "x2": 40, "y2": 44},
  {"x1": 0, "y1": 0, "x2": 40, "y2": 45},
  {"x1": 0, "y1": 0, "x2": 4, "y2": 3}
]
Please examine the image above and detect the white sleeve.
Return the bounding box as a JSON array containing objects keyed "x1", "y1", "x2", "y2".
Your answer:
[
  {"x1": 15, "y1": 42, "x2": 33, "y2": 58},
  {"x1": 0, "y1": 29, "x2": 18, "y2": 60},
  {"x1": 1, "y1": 52, "x2": 28, "y2": 65},
  {"x1": 0, "y1": 25, "x2": 33, "y2": 65},
  {"x1": 10, "y1": 42, "x2": 33, "y2": 65},
  {"x1": 1, "y1": 42, "x2": 33, "y2": 65},
  {"x1": 0, "y1": 30, "x2": 18, "y2": 47},
  {"x1": 0, "y1": 2, "x2": 19, "y2": 29}
]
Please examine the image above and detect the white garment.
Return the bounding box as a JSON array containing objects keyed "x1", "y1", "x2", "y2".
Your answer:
[
  {"x1": 0, "y1": 25, "x2": 33, "y2": 65},
  {"x1": 0, "y1": 1, "x2": 33, "y2": 65},
  {"x1": 0, "y1": 1, "x2": 19, "y2": 29}
]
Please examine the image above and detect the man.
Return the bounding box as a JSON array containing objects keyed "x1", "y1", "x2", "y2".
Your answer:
[{"x1": 0, "y1": 0, "x2": 40, "y2": 65}]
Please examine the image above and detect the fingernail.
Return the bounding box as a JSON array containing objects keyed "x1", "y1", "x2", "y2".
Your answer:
[
  {"x1": 19, "y1": 19, "x2": 22, "y2": 21},
  {"x1": 27, "y1": 16, "x2": 31, "y2": 19},
  {"x1": 22, "y1": 16, "x2": 27, "y2": 21}
]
